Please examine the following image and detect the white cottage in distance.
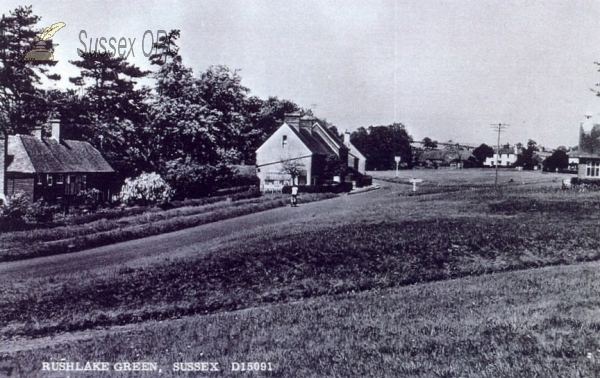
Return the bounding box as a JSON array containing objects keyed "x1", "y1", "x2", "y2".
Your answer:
[{"x1": 255, "y1": 113, "x2": 366, "y2": 192}]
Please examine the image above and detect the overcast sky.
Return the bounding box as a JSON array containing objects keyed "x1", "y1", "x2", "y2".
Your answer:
[{"x1": 5, "y1": 0, "x2": 600, "y2": 148}]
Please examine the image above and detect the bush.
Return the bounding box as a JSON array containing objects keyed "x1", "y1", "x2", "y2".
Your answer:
[
  {"x1": 165, "y1": 161, "x2": 237, "y2": 200},
  {"x1": 74, "y1": 188, "x2": 103, "y2": 212},
  {"x1": 121, "y1": 172, "x2": 173, "y2": 206},
  {"x1": 0, "y1": 191, "x2": 62, "y2": 225},
  {"x1": 1, "y1": 191, "x2": 30, "y2": 220}
]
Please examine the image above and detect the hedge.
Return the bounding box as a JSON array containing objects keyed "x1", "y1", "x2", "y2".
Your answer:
[{"x1": 282, "y1": 183, "x2": 353, "y2": 194}]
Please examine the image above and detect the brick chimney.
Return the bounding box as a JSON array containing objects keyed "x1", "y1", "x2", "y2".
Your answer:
[
  {"x1": 299, "y1": 115, "x2": 316, "y2": 132},
  {"x1": 344, "y1": 130, "x2": 351, "y2": 144},
  {"x1": 49, "y1": 119, "x2": 60, "y2": 142},
  {"x1": 284, "y1": 113, "x2": 301, "y2": 131},
  {"x1": 33, "y1": 124, "x2": 43, "y2": 139}
]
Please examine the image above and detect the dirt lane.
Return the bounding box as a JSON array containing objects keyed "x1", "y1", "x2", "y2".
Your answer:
[{"x1": 0, "y1": 185, "x2": 389, "y2": 282}]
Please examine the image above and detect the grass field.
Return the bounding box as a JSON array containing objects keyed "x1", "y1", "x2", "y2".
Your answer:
[{"x1": 1, "y1": 169, "x2": 599, "y2": 377}]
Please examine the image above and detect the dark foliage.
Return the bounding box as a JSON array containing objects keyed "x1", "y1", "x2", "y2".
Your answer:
[
  {"x1": 543, "y1": 150, "x2": 569, "y2": 172},
  {"x1": 350, "y1": 124, "x2": 412, "y2": 170},
  {"x1": 282, "y1": 182, "x2": 353, "y2": 194},
  {"x1": 473, "y1": 144, "x2": 494, "y2": 167}
]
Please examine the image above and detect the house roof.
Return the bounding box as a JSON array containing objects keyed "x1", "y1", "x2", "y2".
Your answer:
[
  {"x1": 7, "y1": 135, "x2": 114, "y2": 174},
  {"x1": 417, "y1": 148, "x2": 474, "y2": 163},
  {"x1": 285, "y1": 121, "x2": 347, "y2": 156},
  {"x1": 496, "y1": 147, "x2": 515, "y2": 155}
]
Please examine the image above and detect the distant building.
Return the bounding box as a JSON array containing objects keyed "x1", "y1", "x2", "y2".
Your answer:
[
  {"x1": 0, "y1": 119, "x2": 115, "y2": 204},
  {"x1": 483, "y1": 145, "x2": 520, "y2": 167},
  {"x1": 415, "y1": 147, "x2": 475, "y2": 168}
]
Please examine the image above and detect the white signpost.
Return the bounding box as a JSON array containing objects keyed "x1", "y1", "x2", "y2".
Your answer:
[
  {"x1": 394, "y1": 156, "x2": 401, "y2": 177},
  {"x1": 409, "y1": 178, "x2": 423, "y2": 192}
]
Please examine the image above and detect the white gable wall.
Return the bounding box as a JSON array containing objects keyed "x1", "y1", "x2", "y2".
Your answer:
[{"x1": 256, "y1": 123, "x2": 313, "y2": 191}]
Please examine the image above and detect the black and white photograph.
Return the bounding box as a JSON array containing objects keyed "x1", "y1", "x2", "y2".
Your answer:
[{"x1": 1, "y1": 0, "x2": 600, "y2": 376}]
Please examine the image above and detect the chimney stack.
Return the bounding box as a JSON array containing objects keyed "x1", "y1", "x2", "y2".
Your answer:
[
  {"x1": 49, "y1": 119, "x2": 60, "y2": 142},
  {"x1": 344, "y1": 130, "x2": 351, "y2": 144},
  {"x1": 299, "y1": 115, "x2": 315, "y2": 132},
  {"x1": 284, "y1": 113, "x2": 301, "y2": 131},
  {"x1": 33, "y1": 125, "x2": 43, "y2": 139}
]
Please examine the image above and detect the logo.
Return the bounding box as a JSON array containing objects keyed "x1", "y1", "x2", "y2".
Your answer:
[{"x1": 24, "y1": 22, "x2": 66, "y2": 62}]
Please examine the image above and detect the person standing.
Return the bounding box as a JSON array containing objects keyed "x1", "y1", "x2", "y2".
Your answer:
[{"x1": 291, "y1": 184, "x2": 298, "y2": 207}]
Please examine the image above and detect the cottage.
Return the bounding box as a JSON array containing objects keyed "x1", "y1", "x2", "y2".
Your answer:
[
  {"x1": 255, "y1": 113, "x2": 366, "y2": 192},
  {"x1": 0, "y1": 119, "x2": 115, "y2": 204}
]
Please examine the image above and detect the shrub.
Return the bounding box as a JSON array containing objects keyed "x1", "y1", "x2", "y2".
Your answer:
[
  {"x1": 120, "y1": 172, "x2": 173, "y2": 206},
  {"x1": 0, "y1": 191, "x2": 30, "y2": 220},
  {"x1": 24, "y1": 200, "x2": 61, "y2": 223},
  {"x1": 165, "y1": 161, "x2": 237, "y2": 200},
  {"x1": 74, "y1": 188, "x2": 103, "y2": 211}
]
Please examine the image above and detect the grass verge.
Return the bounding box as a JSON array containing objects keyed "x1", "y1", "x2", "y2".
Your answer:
[{"x1": 0, "y1": 192, "x2": 336, "y2": 262}]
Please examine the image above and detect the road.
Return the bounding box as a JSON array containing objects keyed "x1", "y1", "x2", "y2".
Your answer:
[{"x1": 0, "y1": 184, "x2": 389, "y2": 283}]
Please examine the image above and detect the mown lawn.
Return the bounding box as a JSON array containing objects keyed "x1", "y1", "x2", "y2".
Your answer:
[{"x1": 1, "y1": 170, "x2": 599, "y2": 377}]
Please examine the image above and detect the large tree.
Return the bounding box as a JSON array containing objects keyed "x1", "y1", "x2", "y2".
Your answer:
[
  {"x1": 350, "y1": 124, "x2": 412, "y2": 170},
  {"x1": 544, "y1": 150, "x2": 569, "y2": 172},
  {"x1": 68, "y1": 51, "x2": 152, "y2": 178},
  {"x1": 515, "y1": 139, "x2": 538, "y2": 170},
  {"x1": 473, "y1": 143, "x2": 494, "y2": 166},
  {"x1": 0, "y1": 6, "x2": 61, "y2": 136}
]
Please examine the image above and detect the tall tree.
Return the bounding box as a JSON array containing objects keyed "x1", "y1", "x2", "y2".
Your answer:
[
  {"x1": 196, "y1": 65, "x2": 251, "y2": 164},
  {"x1": 0, "y1": 6, "x2": 61, "y2": 136},
  {"x1": 422, "y1": 137, "x2": 438, "y2": 150},
  {"x1": 473, "y1": 143, "x2": 494, "y2": 166},
  {"x1": 350, "y1": 124, "x2": 412, "y2": 170},
  {"x1": 68, "y1": 51, "x2": 151, "y2": 177}
]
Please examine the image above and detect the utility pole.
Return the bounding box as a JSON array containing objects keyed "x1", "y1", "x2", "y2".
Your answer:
[{"x1": 490, "y1": 123, "x2": 509, "y2": 187}]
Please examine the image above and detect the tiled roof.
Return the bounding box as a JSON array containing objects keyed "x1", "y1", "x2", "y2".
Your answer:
[
  {"x1": 287, "y1": 122, "x2": 346, "y2": 156},
  {"x1": 7, "y1": 135, "x2": 114, "y2": 174}
]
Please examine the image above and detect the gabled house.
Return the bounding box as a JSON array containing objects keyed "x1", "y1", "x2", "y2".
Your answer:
[
  {"x1": 255, "y1": 113, "x2": 366, "y2": 192},
  {"x1": 0, "y1": 119, "x2": 115, "y2": 204}
]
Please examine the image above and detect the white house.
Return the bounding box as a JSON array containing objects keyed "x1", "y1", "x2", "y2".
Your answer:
[
  {"x1": 255, "y1": 113, "x2": 366, "y2": 192},
  {"x1": 484, "y1": 145, "x2": 520, "y2": 167}
]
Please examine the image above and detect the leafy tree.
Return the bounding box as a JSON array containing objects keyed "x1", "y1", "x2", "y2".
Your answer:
[
  {"x1": 321, "y1": 154, "x2": 347, "y2": 179},
  {"x1": 0, "y1": 6, "x2": 61, "y2": 136},
  {"x1": 422, "y1": 137, "x2": 438, "y2": 150},
  {"x1": 280, "y1": 158, "x2": 306, "y2": 184},
  {"x1": 516, "y1": 139, "x2": 538, "y2": 170},
  {"x1": 473, "y1": 143, "x2": 494, "y2": 166},
  {"x1": 544, "y1": 150, "x2": 569, "y2": 172},
  {"x1": 350, "y1": 124, "x2": 412, "y2": 170},
  {"x1": 579, "y1": 124, "x2": 600, "y2": 154},
  {"x1": 196, "y1": 65, "x2": 251, "y2": 164},
  {"x1": 68, "y1": 50, "x2": 151, "y2": 178},
  {"x1": 145, "y1": 31, "x2": 222, "y2": 169}
]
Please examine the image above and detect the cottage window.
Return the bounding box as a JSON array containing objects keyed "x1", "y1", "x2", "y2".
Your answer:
[
  {"x1": 37, "y1": 174, "x2": 43, "y2": 185},
  {"x1": 56, "y1": 174, "x2": 64, "y2": 184},
  {"x1": 282, "y1": 135, "x2": 287, "y2": 147},
  {"x1": 586, "y1": 161, "x2": 600, "y2": 177},
  {"x1": 47, "y1": 174, "x2": 53, "y2": 186}
]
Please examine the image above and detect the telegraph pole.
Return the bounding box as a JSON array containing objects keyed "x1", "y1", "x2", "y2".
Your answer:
[{"x1": 490, "y1": 123, "x2": 509, "y2": 187}]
